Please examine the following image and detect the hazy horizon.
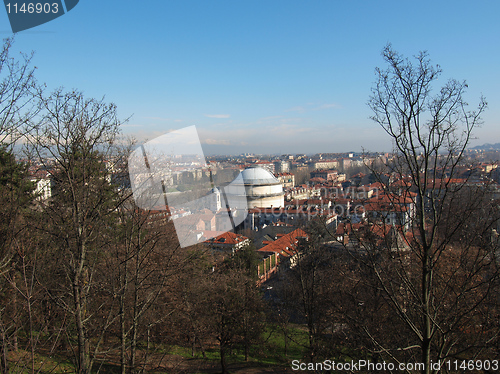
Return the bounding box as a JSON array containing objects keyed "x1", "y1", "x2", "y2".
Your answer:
[{"x1": 3, "y1": 0, "x2": 499, "y2": 155}]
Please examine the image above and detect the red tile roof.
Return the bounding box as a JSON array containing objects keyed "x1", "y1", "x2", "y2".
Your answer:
[
  {"x1": 205, "y1": 231, "x2": 249, "y2": 246},
  {"x1": 258, "y1": 228, "x2": 308, "y2": 257}
]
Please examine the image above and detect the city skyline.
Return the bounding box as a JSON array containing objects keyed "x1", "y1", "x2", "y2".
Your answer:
[{"x1": 2, "y1": 0, "x2": 499, "y2": 154}]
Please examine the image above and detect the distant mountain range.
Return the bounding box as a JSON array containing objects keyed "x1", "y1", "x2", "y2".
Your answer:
[{"x1": 470, "y1": 143, "x2": 500, "y2": 151}]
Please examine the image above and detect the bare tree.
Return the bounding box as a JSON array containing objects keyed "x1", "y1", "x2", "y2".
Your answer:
[
  {"x1": 359, "y1": 44, "x2": 499, "y2": 373},
  {"x1": 107, "y1": 203, "x2": 184, "y2": 374},
  {"x1": 0, "y1": 38, "x2": 40, "y2": 371},
  {"x1": 29, "y1": 89, "x2": 121, "y2": 374},
  {"x1": 0, "y1": 147, "x2": 36, "y2": 374},
  {"x1": 0, "y1": 37, "x2": 39, "y2": 147},
  {"x1": 179, "y1": 252, "x2": 265, "y2": 374},
  {"x1": 278, "y1": 223, "x2": 345, "y2": 362}
]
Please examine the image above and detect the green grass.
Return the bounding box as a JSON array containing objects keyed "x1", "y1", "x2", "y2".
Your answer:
[
  {"x1": 7, "y1": 324, "x2": 310, "y2": 373},
  {"x1": 166, "y1": 324, "x2": 309, "y2": 367},
  {"x1": 8, "y1": 350, "x2": 78, "y2": 374},
  {"x1": 259, "y1": 324, "x2": 309, "y2": 363}
]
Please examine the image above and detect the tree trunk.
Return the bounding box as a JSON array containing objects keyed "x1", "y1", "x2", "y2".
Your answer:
[
  {"x1": 0, "y1": 329, "x2": 8, "y2": 374},
  {"x1": 11, "y1": 271, "x2": 17, "y2": 353},
  {"x1": 220, "y1": 342, "x2": 228, "y2": 374},
  {"x1": 284, "y1": 326, "x2": 288, "y2": 357},
  {"x1": 74, "y1": 281, "x2": 89, "y2": 374},
  {"x1": 120, "y1": 293, "x2": 126, "y2": 374},
  {"x1": 129, "y1": 326, "x2": 137, "y2": 374},
  {"x1": 129, "y1": 253, "x2": 140, "y2": 374},
  {"x1": 421, "y1": 249, "x2": 432, "y2": 374}
]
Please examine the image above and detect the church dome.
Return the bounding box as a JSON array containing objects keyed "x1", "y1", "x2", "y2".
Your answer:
[
  {"x1": 240, "y1": 167, "x2": 282, "y2": 186},
  {"x1": 225, "y1": 166, "x2": 284, "y2": 208}
]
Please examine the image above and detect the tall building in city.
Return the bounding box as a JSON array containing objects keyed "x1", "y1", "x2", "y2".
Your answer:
[{"x1": 274, "y1": 160, "x2": 290, "y2": 173}]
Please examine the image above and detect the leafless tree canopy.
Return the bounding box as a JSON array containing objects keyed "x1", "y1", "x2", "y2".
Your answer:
[
  {"x1": 0, "y1": 37, "x2": 38, "y2": 147},
  {"x1": 361, "y1": 45, "x2": 498, "y2": 373}
]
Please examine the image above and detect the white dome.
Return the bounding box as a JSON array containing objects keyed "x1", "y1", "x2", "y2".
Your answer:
[
  {"x1": 239, "y1": 167, "x2": 281, "y2": 186},
  {"x1": 225, "y1": 167, "x2": 284, "y2": 209}
]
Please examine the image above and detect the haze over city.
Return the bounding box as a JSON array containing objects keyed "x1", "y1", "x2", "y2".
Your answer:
[{"x1": 2, "y1": 0, "x2": 499, "y2": 154}]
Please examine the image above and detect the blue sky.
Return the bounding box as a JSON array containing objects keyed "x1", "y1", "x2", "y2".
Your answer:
[{"x1": 2, "y1": 0, "x2": 499, "y2": 155}]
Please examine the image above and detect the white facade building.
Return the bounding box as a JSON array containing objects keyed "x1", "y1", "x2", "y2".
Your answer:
[
  {"x1": 226, "y1": 167, "x2": 284, "y2": 209},
  {"x1": 208, "y1": 187, "x2": 222, "y2": 212}
]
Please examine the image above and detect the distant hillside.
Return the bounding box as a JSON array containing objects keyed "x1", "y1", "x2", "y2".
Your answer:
[{"x1": 470, "y1": 143, "x2": 500, "y2": 151}]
